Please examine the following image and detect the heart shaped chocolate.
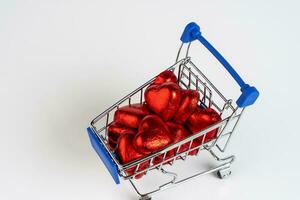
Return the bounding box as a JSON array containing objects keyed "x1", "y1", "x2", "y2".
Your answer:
[
  {"x1": 186, "y1": 107, "x2": 221, "y2": 144},
  {"x1": 133, "y1": 115, "x2": 173, "y2": 155},
  {"x1": 117, "y1": 135, "x2": 149, "y2": 179},
  {"x1": 145, "y1": 83, "x2": 181, "y2": 121},
  {"x1": 173, "y1": 89, "x2": 200, "y2": 124},
  {"x1": 153, "y1": 122, "x2": 192, "y2": 164},
  {"x1": 166, "y1": 122, "x2": 191, "y2": 156},
  {"x1": 114, "y1": 103, "x2": 149, "y2": 128},
  {"x1": 188, "y1": 137, "x2": 202, "y2": 156},
  {"x1": 107, "y1": 122, "x2": 136, "y2": 149},
  {"x1": 108, "y1": 138, "x2": 117, "y2": 150},
  {"x1": 125, "y1": 161, "x2": 150, "y2": 179},
  {"x1": 153, "y1": 70, "x2": 177, "y2": 85}
]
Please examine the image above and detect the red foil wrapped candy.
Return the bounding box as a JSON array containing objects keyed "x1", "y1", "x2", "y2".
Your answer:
[
  {"x1": 133, "y1": 115, "x2": 173, "y2": 155},
  {"x1": 114, "y1": 103, "x2": 149, "y2": 129},
  {"x1": 186, "y1": 107, "x2": 222, "y2": 145},
  {"x1": 107, "y1": 122, "x2": 136, "y2": 149},
  {"x1": 153, "y1": 122, "x2": 192, "y2": 164},
  {"x1": 152, "y1": 70, "x2": 178, "y2": 85},
  {"x1": 117, "y1": 135, "x2": 149, "y2": 179},
  {"x1": 166, "y1": 122, "x2": 191, "y2": 157},
  {"x1": 145, "y1": 82, "x2": 181, "y2": 121},
  {"x1": 173, "y1": 89, "x2": 200, "y2": 124}
]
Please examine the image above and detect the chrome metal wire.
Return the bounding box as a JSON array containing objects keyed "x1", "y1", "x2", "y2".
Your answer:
[{"x1": 89, "y1": 42, "x2": 245, "y2": 199}]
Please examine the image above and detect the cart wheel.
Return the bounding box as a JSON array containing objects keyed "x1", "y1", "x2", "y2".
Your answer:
[
  {"x1": 217, "y1": 167, "x2": 231, "y2": 179},
  {"x1": 139, "y1": 195, "x2": 151, "y2": 200}
]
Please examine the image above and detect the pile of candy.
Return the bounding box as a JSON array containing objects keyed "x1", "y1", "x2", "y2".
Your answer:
[{"x1": 107, "y1": 70, "x2": 221, "y2": 178}]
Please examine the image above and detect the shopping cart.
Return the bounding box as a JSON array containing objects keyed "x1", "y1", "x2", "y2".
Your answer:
[{"x1": 87, "y1": 22, "x2": 259, "y2": 200}]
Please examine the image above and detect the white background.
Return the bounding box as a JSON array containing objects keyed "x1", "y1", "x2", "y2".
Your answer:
[{"x1": 0, "y1": 1, "x2": 299, "y2": 200}]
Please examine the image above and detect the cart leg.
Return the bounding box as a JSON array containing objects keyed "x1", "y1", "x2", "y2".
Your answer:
[
  {"x1": 129, "y1": 179, "x2": 153, "y2": 200},
  {"x1": 217, "y1": 166, "x2": 231, "y2": 179},
  {"x1": 139, "y1": 195, "x2": 152, "y2": 200}
]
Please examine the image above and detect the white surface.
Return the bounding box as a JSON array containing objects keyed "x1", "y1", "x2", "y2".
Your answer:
[{"x1": 0, "y1": 1, "x2": 299, "y2": 200}]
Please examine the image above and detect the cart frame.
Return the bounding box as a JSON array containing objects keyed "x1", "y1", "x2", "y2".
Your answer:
[{"x1": 87, "y1": 22, "x2": 259, "y2": 200}]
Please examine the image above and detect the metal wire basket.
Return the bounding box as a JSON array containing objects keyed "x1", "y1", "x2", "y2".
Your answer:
[{"x1": 87, "y1": 22, "x2": 259, "y2": 200}]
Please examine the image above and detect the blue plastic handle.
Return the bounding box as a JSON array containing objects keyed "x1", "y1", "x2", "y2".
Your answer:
[
  {"x1": 180, "y1": 22, "x2": 259, "y2": 108},
  {"x1": 87, "y1": 127, "x2": 120, "y2": 184}
]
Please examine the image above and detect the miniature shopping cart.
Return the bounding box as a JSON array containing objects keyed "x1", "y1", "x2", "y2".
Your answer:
[{"x1": 87, "y1": 22, "x2": 259, "y2": 200}]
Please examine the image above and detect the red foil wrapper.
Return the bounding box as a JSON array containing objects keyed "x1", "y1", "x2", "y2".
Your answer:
[
  {"x1": 188, "y1": 138, "x2": 202, "y2": 156},
  {"x1": 145, "y1": 82, "x2": 181, "y2": 121},
  {"x1": 186, "y1": 107, "x2": 222, "y2": 153},
  {"x1": 114, "y1": 103, "x2": 149, "y2": 129},
  {"x1": 153, "y1": 70, "x2": 178, "y2": 85},
  {"x1": 166, "y1": 122, "x2": 191, "y2": 156},
  {"x1": 173, "y1": 89, "x2": 200, "y2": 124},
  {"x1": 133, "y1": 115, "x2": 173, "y2": 155},
  {"x1": 117, "y1": 135, "x2": 149, "y2": 179},
  {"x1": 108, "y1": 138, "x2": 118, "y2": 150},
  {"x1": 153, "y1": 122, "x2": 191, "y2": 164},
  {"x1": 107, "y1": 122, "x2": 136, "y2": 149}
]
